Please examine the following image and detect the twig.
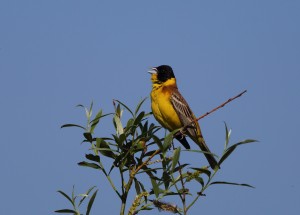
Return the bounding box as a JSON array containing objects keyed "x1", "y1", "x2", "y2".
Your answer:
[
  {"x1": 171, "y1": 143, "x2": 186, "y2": 213},
  {"x1": 177, "y1": 160, "x2": 187, "y2": 214},
  {"x1": 121, "y1": 150, "x2": 160, "y2": 215},
  {"x1": 183, "y1": 90, "x2": 247, "y2": 130},
  {"x1": 132, "y1": 149, "x2": 161, "y2": 176},
  {"x1": 198, "y1": 90, "x2": 247, "y2": 121}
]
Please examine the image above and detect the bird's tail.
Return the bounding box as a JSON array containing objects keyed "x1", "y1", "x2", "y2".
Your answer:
[
  {"x1": 197, "y1": 138, "x2": 219, "y2": 170},
  {"x1": 175, "y1": 135, "x2": 191, "y2": 149},
  {"x1": 176, "y1": 134, "x2": 219, "y2": 169}
]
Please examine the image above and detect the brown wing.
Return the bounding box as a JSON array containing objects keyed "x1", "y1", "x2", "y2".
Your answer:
[
  {"x1": 170, "y1": 89, "x2": 199, "y2": 140},
  {"x1": 170, "y1": 89, "x2": 219, "y2": 169}
]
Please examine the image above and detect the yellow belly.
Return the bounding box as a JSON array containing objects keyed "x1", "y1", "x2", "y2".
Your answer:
[{"x1": 151, "y1": 88, "x2": 182, "y2": 131}]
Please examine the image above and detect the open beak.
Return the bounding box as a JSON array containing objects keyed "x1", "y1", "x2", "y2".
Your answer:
[{"x1": 148, "y1": 67, "x2": 158, "y2": 74}]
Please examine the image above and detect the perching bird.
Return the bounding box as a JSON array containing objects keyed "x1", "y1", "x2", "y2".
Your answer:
[{"x1": 149, "y1": 65, "x2": 219, "y2": 169}]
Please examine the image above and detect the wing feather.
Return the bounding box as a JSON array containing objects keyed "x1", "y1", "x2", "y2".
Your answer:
[
  {"x1": 170, "y1": 89, "x2": 219, "y2": 169},
  {"x1": 170, "y1": 90, "x2": 198, "y2": 139}
]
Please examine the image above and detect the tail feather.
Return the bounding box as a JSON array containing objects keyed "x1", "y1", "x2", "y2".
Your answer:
[
  {"x1": 175, "y1": 134, "x2": 219, "y2": 169},
  {"x1": 175, "y1": 136, "x2": 190, "y2": 149},
  {"x1": 197, "y1": 139, "x2": 219, "y2": 169}
]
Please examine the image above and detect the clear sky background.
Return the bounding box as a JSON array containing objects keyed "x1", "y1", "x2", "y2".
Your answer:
[{"x1": 1, "y1": 1, "x2": 299, "y2": 214}]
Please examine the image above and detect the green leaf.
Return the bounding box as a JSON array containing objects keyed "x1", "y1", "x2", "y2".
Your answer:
[
  {"x1": 108, "y1": 164, "x2": 115, "y2": 175},
  {"x1": 85, "y1": 154, "x2": 100, "y2": 163},
  {"x1": 54, "y1": 209, "x2": 78, "y2": 213},
  {"x1": 113, "y1": 114, "x2": 124, "y2": 135},
  {"x1": 125, "y1": 118, "x2": 134, "y2": 132},
  {"x1": 224, "y1": 122, "x2": 231, "y2": 149},
  {"x1": 195, "y1": 177, "x2": 204, "y2": 187},
  {"x1": 134, "y1": 97, "x2": 148, "y2": 116},
  {"x1": 219, "y1": 139, "x2": 258, "y2": 165},
  {"x1": 133, "y1": 111, "x2": 145, "y2": 126},
  {"x1": 113, "y1": 99, "x2": 134, "y2": 116},
  {"x1": 138, "y1": 180, "x2": 147, "y2": 193},
  {"x1": 96, "y1": 138, "x2": 116, "y2": 159},
  {"x1": 78, "y1": 161, "x2": 101, "y2": 169},
  {"x1": 61, "y1": 124, "x2": 85, "y2": 130},
  {"x1": 76, "y1": 104, "x2": 85, "y2": 108},
  {"x1": 218, "y1": 147, "x2": 235, "y2": 166},
  {"x1": 90, "y1": 112, "x2": 114, "y2": 125},
  {"x1": 83, "y1": 132, "x2": 93, "y2": 142},
  {"x1": 151, "y1": 135, "x2": 163, "y2": 150},
  {"x1": 134, "y1": 178, "x2": 141, "y2": 195},
  {"x1": 172, "y1": 164, "x2": 189, "y2": 173},
  {"x1": 162, "y1": 171, "x2": 171, "y2": 189},
  {"x1": 171, "y1": 147, "x2": 181, "y2": 173},
  {"x1": 78, "y1": 186, "x2": 96, "y2": 207},
  {"x1": 86, "y1": 189, "x2": 98, "y2": 215},
  {"x1": 163, "y1": 191, "x2": 183, "y2": 196},
  {"x1": 113, "y1": 154, "x2": 123, "y2": 167},
  {"x1": 141, "y1": 120, "x2": 149, "y2": 134},
  {"x1": 94, "y1": 147, "x2": 118, "y2": 153},
  {"x1": 118, "y1": 133, "x2": 126, "y2": 146},
  {"x1": 151, "y1": 178, "x2": 159, "y2": 198},
  {"x1": 90, "y1": 109, "x2": 102, "y2": 133},
  {"x1": 190, "y1": 167, "x2": 211, "y2": 178},
  {"x1": 231, "y1": 139, "x2": 258, "y2": 147},
  {"x1": 85, "y1": 107, "x2": 90, "y2": 119},
  {"x1": 210, "y1": 181, "x2": 255, "y2": 188},
  {"x1": 137, "y1": 167, "x2": 163, "y2": 174},
  {"x1": 71, "y1": 185, "x2": 75, "y2": 202},
  {"x1": 163, "y1": 129, "x2": 180, "y2": 151},
  {"x1": 92, "y1": 113, "x2": 114, "y2": 123},
  {"x1": 57, "y1": 190, "x2": 75, "y2": 208},
  {"x1": 89, "y1": 101, "x2": 93, "y2": 116}
]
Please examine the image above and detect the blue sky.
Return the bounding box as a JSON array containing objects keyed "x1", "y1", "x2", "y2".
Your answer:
[{"x1": 1, "y1": 1, "x2": 299, "y2": 214}]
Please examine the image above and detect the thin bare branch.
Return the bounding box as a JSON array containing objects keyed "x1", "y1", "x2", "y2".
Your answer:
[
  {"x1": 183, "y1": 90, "x2": 247, "y2": 131},
  {"x1": 132, "y1": 149, "x2": 161, "y2": 176}
]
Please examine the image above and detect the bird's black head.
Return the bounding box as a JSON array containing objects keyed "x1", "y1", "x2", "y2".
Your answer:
[{"x1": 155, "y1": 65, "x2": 175, "y2": 82}]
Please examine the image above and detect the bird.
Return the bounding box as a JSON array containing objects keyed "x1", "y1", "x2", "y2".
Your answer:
[{"x1": 148, "y1": 65, "x2": 219, "y2": 169}]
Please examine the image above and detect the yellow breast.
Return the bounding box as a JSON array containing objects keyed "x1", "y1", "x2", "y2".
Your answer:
[{"x1": 150, "y1": 79, "x2": 183, "y2": 131}]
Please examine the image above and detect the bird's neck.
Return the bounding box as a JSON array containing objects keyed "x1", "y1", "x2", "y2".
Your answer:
[{"x1": 152, "y1": 78, "x2": 177, "y2": 90}]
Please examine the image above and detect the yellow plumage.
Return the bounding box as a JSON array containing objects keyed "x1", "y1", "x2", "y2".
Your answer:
[
  {"x1": 150, "y1": 77, "x2": 182, "y2": 131},
  {"x1": 149, "y1": 65, "x2": 219, "y2": 169}
]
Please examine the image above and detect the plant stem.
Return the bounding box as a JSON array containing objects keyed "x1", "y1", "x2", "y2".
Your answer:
[
  {"x1": 120, "y1": 169, "x2": 135, "y2": 215},
  {"x1": 171, "y1": 142, "x2": 187, "y2": 214},
  {"x1": 186, "y1": 168, "x2": 219, "y2": 212},
  {"x1": 98, "y1": 160, "x2": 122, "y2": 199},
  {"x1": 120, "y1": 199, "x2": 127, "y2": 215},
  {"x1": 120, "y1": 149, "x2": 161, "y2": 214},
  {"x1": 177, "y1": 161, "x2": 187, "y2": 215}
]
